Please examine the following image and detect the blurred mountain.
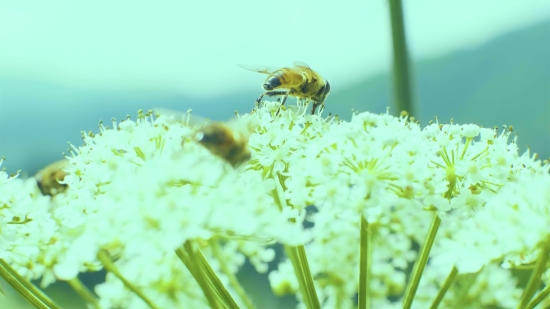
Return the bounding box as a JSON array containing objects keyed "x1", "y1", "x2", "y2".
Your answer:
[{"x1": 0, "y1": 21, "x2": 549, "y2": 174}]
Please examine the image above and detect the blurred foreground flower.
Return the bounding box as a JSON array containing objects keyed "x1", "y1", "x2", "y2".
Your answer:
[{"x1": 0, "y1": 102, "x2": 549, "y2": 309}]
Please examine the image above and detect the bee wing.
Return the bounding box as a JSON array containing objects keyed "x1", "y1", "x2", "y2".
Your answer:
[
  {"x1": 153, "y1": 107, "x2": 210, "y2": 127},
  {"x1": 293, "y1": 61, "x2": 318, "y2": 76},
  {"x1": 293, "y1": 61, "x2": 312, "y2": 70},
  {"x1": 226, "y1": 114, "x2": 261, "y2": 137},
  {"x1": 237, "y1": 64, "x2": 279, "y2": 74},
  {"x1": 154, "y1": 107, "x2": 259, "y2": 136}
]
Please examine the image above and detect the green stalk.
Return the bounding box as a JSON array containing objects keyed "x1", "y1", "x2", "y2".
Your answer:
[
  {"x1": 270, "y1": 169, "x2": 320, "y2": 309},
  {"x1": 429, "y1": 266, "x2": 458, "y2": 309},
  {"x1": 193, "y1": 245, "x2": 239, "y2": 309},
  {"x1": 283, "y1": 245, "x2": 320, "y2": 309},
  {"x1": 452, "y1": 271, "x2": 479, "y2": 308},
  {"x1": 295, "y1": 244, "x2": 319, "y2": 309},
  {"x1": 97, "y1": 250, "x2": 160, "y2": 309},
  {"x1": 209, "y1": 239, "x2": 255, "y2": 309},
  {"x1": 67, "y1": 277, "x2": 102, "y2": 309},
  {"x1": 526, "y1": 279, "x2": 550, "y2": 309},
  {"x1": 0, "y1": 259, "x2": 61, "y2": 309},
  {"x1": 358, "y1": 217, "x2": 372, "y2": 309},
  {"x1": 402, "y1": 214, "x2": 441, "y2": 309},
  {"x1": 177, "y1": 244, "x2": 220, "y2": 309},
  {"x1": 388, "y1": 0, "x2": 415, "y2": 116},
  {"x1": 518, "y1": 242, "x2": 550, "y2": 309}
]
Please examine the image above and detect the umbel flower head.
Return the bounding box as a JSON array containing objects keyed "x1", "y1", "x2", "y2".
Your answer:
[
  {"x1": 0, "y1": 102, "x2": 548, "y2": 309},
  {"x1": 0, "y1": 159, "x2": 57, "y2": 281}
]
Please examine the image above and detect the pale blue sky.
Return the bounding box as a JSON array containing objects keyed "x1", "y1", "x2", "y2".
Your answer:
[{"x1": 1, "y1": 0, "x2": 548, "y2": 96}]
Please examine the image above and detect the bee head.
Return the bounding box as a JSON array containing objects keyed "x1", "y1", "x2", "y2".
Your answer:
[
  {"x1": 263, "y1": 76, "x2": 281, "y2": 91},
  {"x1": 324, "y1": 80, "x2": 331, "y2": 95},
  {"x1": 196, "y1": 126, "x2": 227, "y2": 145}
]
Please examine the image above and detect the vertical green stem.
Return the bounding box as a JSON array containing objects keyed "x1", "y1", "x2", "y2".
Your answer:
[
  {"x1": 270, "y1": 169, "x2": 320, "y2": 309},
  {"x1": 97, "y1": 250, "x2": 160, "y2": 309},
  {"x1": 67, "y1": 277, "x2": 102, "y2": 309},
  {"x1": 209, "y1": 239, "x2": 255, "y2": 309},
  {"x1": 452, "y1": 271, "x2": 479, "y2": 308},
  {"x1": 388, "y1": 0, "x2": 415, "y2": 116},
  {"x1": 526, "y1": 280, "x2": 550, "y2": 309},
  {"x1": 177, "y1": 242, "x2": 239, "y2": 309},
  {"x1": 429, "y1": 266, "x2": 458, "y2": 309},
  {"x1": 0, "y1": 259, "x2": 61, "y2": 309},
  {"x1": 283, "y1": 245, "x2": 320, "y2": 309},
  {"x1": 518, "y1": 242, "x2": 550, "y2": 309},
  {"x1": 358, "y1": 217, "x2": 372, "y2": 309},
  {"x1": 295, "y1": 245, "x2": 319, "y2": 307},
  {"x1": 194, "y1": 245, "x2": 239, "y2": 309},
  {"x1": 403, "y1": 214, "x2": 441, "y2": 309},
  {"x1": 178, "y1": 243, "x2": 221, "y2": 309}
]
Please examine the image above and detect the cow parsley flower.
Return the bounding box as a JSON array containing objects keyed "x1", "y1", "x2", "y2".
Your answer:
[
  {"x1": 432, "y1": 172, "x2": 550, "y2": 274},
  {"x1": 3, "y1": 108, "x2": 309, "y2": 305},
  {"x1": 2, "y1": 102, "x2": 548, "y2": 309},
  {"x1": 0, "y1": 160, "x2": 59, "y2": 285}
]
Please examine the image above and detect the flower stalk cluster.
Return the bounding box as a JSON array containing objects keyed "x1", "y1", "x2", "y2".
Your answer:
[{"x1": 0, "y1": 102, "x2": 548, "y2": 309}]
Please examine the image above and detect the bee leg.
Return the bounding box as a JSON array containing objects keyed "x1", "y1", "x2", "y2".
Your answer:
[
  {"x1": 272, "y1": 95, "x2": 289, "y2": 119},
  {"x1": 279, "y1": 94, "x2": 288, "y2": 108},
  {"x1": 311, "y1": 102, "x2": 322, "y2": 115},
  {"x1": 271, "y1": 93, "x2": 289, "y2": 121},
  {"x1": 263, "y1": 90, "x2": 290, "y2": 99},
  {"x1": 255, "y1": 93, "x2": 266, "y2": 109},
  {"x1": 258, "y1": 90, "x2": 289, "y2": 121}
]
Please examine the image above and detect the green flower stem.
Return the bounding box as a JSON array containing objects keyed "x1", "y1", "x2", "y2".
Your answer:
[
  {"x1": 209, "y1": 238, "x2": 255, "y2": 309},
  {"x1": 97, "y1": 250, "x2": 160, "y2": 309},
  {"x1": 518, "y1": 241, "x2": 550, "y2": 309},
  {"x1": 295, "y1": 244, "x2": 319, "y2": 309},
  {"x1": 67, "y1": 277, "x2": 102, "y2": 309},
  {"x1": 452, "y1": 271, "x2": 479, "y2": 308},
  {"x1": 526, "y1": 279, "x2": 550, "y2": 309},
  {"x1": 0, "y1": 259, "x2": 61, "y2": 309},
  {"x1": 388, "y1": 0, "x2": 415, "y2": 116},
  {"x1": 429, "y1": 266, "x2": 458, "y2": 309},
  {"x1": 283, "y1": 245, "x2": 320, "y2": 309},
  {"x1": 193, "y1": 244, "x2": 239, "y2": 309},
  {"x1": 402, "y1": 213, "x2": 441, "y2": 309},
  {"x1": 358, "y1": 216, "x2": 372, "y2": 309},
  {"x1": 270, "y1": 169, "x2": 320, "y2": 309},
  {"x1": 176, "y1": 244, "x2": 221, "y2": 309}
]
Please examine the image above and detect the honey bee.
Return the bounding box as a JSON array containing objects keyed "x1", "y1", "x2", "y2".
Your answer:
[
  {"x1": 195, "y1": 122, "x2": 252, "y2": 168},
  {"x1": 154, "y1": 108, "x2": 258, "y2": 168},
  {"x1": 35, "y1": 159, "x2": 69, "y2": 196},
  {"x1": 238, "y1": 61, "x2": 330, "y2": 115}
]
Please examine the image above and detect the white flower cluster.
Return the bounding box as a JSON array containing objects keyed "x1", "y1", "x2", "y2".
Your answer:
[
  {"x1": 1, "y1": 101, "x2": 548, "y2": 308},
  {"x1": 1, "y1": 109, "x2": 307, "y2": 308},
  {"x1": 246, "y1": 104, "x2": 548, "y2": 308},
  {"x1": 0, "y1": 159, "x2": 58, "y2": 282}
]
